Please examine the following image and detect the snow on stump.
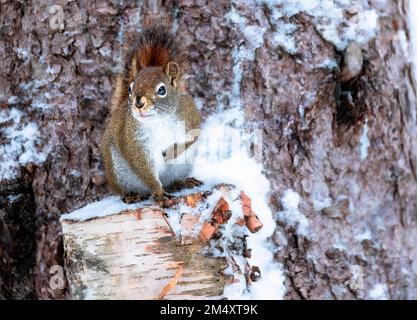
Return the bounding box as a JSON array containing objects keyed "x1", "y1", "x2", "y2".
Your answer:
[{"x1": 60, "y1": 184, "x2": 263, "y2": 300}]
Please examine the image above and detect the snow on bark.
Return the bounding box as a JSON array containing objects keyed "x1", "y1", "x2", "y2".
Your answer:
[
  {"x1": 410, "y1": 0, "x2": 417, "y2": 98},
  {"x1": 0, "y1": 108, "x2": 48, "y2": 180}
]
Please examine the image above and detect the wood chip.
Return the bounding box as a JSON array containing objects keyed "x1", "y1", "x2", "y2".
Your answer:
[
  {"x1": 199, "y1": 220, "x2": 218, "y2": 242},
  {"x1": 212, "y1": 197, "x2": 231, "y2": 224},
  {"x1": 185, "y1": 192, "x2": 203, "y2": 208},
  {"x1": 240, "y1": 191, "x2": 263, "y2": 233},
  {"x1": 157, "y1": 264, "x2": 184, "y2": 300},
  {"x1": 245, "y1": 216, "x2": 263, "y2": 233},
  {"x1": 235, "y1": 218, "x2": 245, "y2": 227}
]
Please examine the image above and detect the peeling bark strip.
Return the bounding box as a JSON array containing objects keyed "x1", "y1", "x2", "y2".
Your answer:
[
  {"x1": 240, "y1": 192, "x2": 263, "y2": 233},
  {"x1": 62, "y1": 209, "x2": 228, "y2": 300}
]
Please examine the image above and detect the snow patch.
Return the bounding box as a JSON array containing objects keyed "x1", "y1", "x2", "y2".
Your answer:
[
  {"x1": 99, "y1": 45, "x2": 112, "y2": 57},
  {"x1": 60, "y1": 196, "x2": 147, "y2": 222},
  {"x1": 410, "y1": 0, "x2": 417, "y2": 95},
  {"x1": 268, "y1": 7, "x2": 298, "y2": 54},
  {"x1": 31, "y1": 94, "x2": 54, "y2": 111},
  {"x1": 192, "y1": 109, "x2": 285, "y2": 299},
  {"x1": 267, "y1": 0, "x2": 382, "y2": 52},
  {"x1": 276, "y1": 189, "x2": 308, "y2": 235},
  {"x1": 316, "y1": 58, "x2": 339, "y2": 71},
  {"x1": 0, "y1": 108, "x2": 47, "y2": 180},
  {"x1": 354, "y1": 229, "x2": 372, "y2": 242},
  {"x1": 229, "y1": 4, "x2": 267, "y2": 54},
  {"x1": 7, "y1": 96, "x2": 19, "y2": 105},
  {"x1": 19, "y1": 79, "x2": 48, "y2": 92},
  {"x1": 359, "y1": 117, "x2": 370, "y2": 160},
  {"x1": 368, "y1": 283, "x2": 389, "y2": 300},
  {"x1": 312, "y1": 192, "x2": 332, "y2": 211},
  {"x1": 15, "y1": 47, "x2": 30, "y2": 61},
  {"x1": 226, "y1": 2, "x2": 266, "y2": 110},
  {"x1": 396, "y1": 30, "x2": 408, "y2": 56},
  {"x1": 349, "y1": 265, "x2": 364, "y2": 291}
]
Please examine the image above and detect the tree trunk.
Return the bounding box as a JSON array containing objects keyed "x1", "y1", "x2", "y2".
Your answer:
[{"x1": 1, "y1": 0, "x2": 416, "y2": 299}]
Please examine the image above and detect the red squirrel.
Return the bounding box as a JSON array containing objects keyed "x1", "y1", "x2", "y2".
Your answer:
[{"x1": 100, "y1": 23, "x2": 202, "y2": 205}]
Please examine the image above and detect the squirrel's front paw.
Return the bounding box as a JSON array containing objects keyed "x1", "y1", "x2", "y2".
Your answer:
[
  {"x1": 122, "y1": 193, "x2": 146, "y2": 204},
  {"x1": 183, "y1": 177, "x2": 203, "y2": 188},
  {"x1": 152, "y1": 192, "x2": 175, "y2": 208},
  {"x1": 167, "y1": 177, "x2": 203, "y2": 192}
]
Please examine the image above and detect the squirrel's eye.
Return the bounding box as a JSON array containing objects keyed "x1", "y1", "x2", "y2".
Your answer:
[{"x1": 156, "y1": 84, "x2": 167, "y2": 97}]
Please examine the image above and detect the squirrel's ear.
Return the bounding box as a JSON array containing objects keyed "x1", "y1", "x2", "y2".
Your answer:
[{"x1": 164, "y1": 62, "x2": 180, "y2": 88}]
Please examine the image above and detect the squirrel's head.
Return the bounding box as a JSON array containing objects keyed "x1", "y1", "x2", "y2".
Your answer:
[{"x1": 127, "y1": 62, "x2": 180, "y2": 120}]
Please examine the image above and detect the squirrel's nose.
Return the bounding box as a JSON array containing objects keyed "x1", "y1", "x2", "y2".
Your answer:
[{"x1": 135, "y1": 95, "x2": 145, "y2": 109}]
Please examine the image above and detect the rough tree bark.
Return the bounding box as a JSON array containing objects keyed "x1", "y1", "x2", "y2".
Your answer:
[{"x1": 0, "y1": 0, "x2": 416, "y2": 299}]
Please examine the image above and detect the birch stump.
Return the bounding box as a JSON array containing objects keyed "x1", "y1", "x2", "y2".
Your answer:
[{"x1": 60, "y1": 186, "x2": 262, "y2": 299}]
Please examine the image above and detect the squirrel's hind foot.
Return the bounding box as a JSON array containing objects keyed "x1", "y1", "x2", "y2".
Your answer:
[
  {"x1": 122, "y1": 193, "x2": 148, "y2": 204},
  {"x1": 153, "y1": 191, "x2": 175, "y2": 208},
  {"x1": 183, "y1": 177, "x2": 203, "y2": 188}
]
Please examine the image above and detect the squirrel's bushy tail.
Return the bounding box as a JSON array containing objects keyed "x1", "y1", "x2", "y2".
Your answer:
[{"x1": 123, "y1": 22, "x2": 183, "y2": 84}]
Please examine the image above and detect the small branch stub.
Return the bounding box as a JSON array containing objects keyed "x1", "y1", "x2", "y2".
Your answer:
[
  {"x1": 199, "y1": 220, "x2": 218, "y2": 242},
  {"x1": 339, "y1": 42, "x2": 363, "y2": 83}
]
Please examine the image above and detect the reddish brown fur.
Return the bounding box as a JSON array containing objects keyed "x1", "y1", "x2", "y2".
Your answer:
[{"x1": 101, "y1": 22, "x2": 201, "y2": 201}]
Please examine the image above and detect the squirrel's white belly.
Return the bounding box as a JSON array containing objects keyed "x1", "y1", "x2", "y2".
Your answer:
[
  {"x1": 111, "y1": 114, "x2": 196, "y2": 194},
  {"x1": 137, "y1": 115, "x2": 195, "y2": 187}
]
